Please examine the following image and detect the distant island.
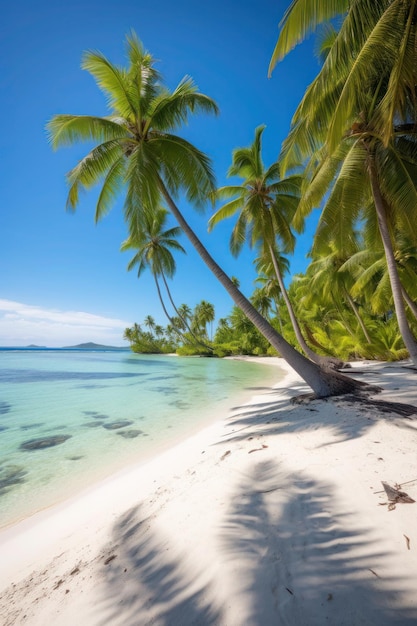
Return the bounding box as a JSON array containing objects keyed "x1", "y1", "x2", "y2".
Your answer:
[
  {"x1": 62, "y1": 342, "x2": 127, "y2": 350},
  {"x1": 0, "y1": 342, "x2": 128, "y2": 351}
]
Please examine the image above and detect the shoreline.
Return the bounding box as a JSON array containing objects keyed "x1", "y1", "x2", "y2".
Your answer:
[
  {"x1": 0, "y1": 358, "x2": 292, "y2": 583},
  {"x1": 1, "y1": 357, "x2": 417, "y2": 624},
  {"x1": 0, "y1": 353, "x2": 281, "y2": 531}
]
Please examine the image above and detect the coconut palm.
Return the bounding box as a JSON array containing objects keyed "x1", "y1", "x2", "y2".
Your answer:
[
  {"x1": 144, "y1": 315, "x2": 156, "y2": 333},
  {"x1": 250, "y1": 288, "x2": 272, "y2": 320},
  {"x1": 270, "y1": 2, "x2": 417, "y2": 365},
  {"x1": 177, "y1": 304, "x2": 192, "y2": 329},
  {"x1": 307, "y1": 242, "x2": 373, "y2": 343},
  {"x1": 192, "y1": 300, "x2": 215, "y2": 340},
  {"x1": 209, "y1": 125, "x2": 342, "y2": 366},
  {"x1": 122, "y1": 207, "x2": 211, "y2": 351},
  {"x1": 47, "y1": 32, "x2": 364, "y2": 396},
  {"x1": 121, "y1": 208, "x2": 186, "y2": 338},
  {"x1": 292, "y1": 104, "x2": 417, "y2": 364}
]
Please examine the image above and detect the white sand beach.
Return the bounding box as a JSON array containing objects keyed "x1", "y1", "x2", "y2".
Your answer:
[{"x1": 1, "y1": 357, "x2": 417, "y2": 625}]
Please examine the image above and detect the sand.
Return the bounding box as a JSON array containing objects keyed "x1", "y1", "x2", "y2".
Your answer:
[{"x1": 1, "y1": 357, "x2": 417, "y2": 625}]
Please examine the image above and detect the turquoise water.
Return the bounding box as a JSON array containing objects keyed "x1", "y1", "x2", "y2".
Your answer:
[{"x1": 0, "y1": 350, "x2": 282, "y2": 529}]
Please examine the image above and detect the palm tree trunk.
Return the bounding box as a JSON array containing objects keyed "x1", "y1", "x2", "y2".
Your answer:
[
  {"x1": 332, "y1": 294, "x2": 356, "y2": 338},
  {"x1": 402, "y1": 286, "x2": 417, "y2": 322},
  {"x1": 158, "y1": 178, "x2": 365, "y2": 397},
  {"x1": 369, "y1": 161, "x2": 417, "y2": 366},
  {"x1": 344, "y1": 289, "x2": 372, "y2": 343},
  {"x1": 153, "y1": 275, "x2": 187, "y2": 345},
  {"x1": 274, "y1": 301, "x2": 284, "y2": 334},
  {"x1": 268, "y1": 244, "x2": 328, "y2": 364},
  {"x1": 160, "y1": 271, "x2": 214, "y2": 352}
]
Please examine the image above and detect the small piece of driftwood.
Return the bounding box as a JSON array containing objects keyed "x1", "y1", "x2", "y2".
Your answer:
[{"x1": 381, "y1": 481, "x2": 415, "y2": 511}]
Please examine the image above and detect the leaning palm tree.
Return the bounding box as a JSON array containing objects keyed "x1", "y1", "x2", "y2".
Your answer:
[
  {"x1": 209, "y1": 125, "x2": 341, "y2": 366},
  {"x1": 270, "y1": 2, "x2": 417, "y2": 365},
  {"x1": 122, "y1": 207, "x2": 211, "y2": 351},
  {"x1": 47, "y1": 32, "x2": 364, "y2": 397},
  {"x1": 121, "y1": 207, "x2": 185, "y2": 339},
  {"x1": 292, "y1": 103, "x2": 417, "y2": 365}
]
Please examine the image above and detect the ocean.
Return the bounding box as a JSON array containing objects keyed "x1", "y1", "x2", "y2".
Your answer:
[{"x1": 0, "y1": 349, "x2": 282, "y2": 529}]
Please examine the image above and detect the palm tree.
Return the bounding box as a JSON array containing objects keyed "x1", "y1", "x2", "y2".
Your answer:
[
  {"x1": 209, "y1": 125, "x2": 342, "y2": 366},
  {"x1": 47, "y1": 32, "x2": 364, "y2": 397},
  {"x1": 121, "y1": 207, "x2": 185, "y2": 337},
  {"x1": 144, "y1": 315, "x2": 156, "y2": 334},
  {"x1": 270, "y1": 4, "x2": 417, "y2": 365},
  {"x1": 193, "y1": 300, "x2": 215, "y2": 340},
  {"x1": 250, "y1": 287, "x2": 272, "y2": 320},
  {"x1": 122, "y1": 207, "x2": 212, "y2": 351},
  {"x1": 177, "y1": 304, "x2": 192, "y2": 330},
  {"x1": 291, "y1": 103, "x2": 417, "y2": 364},
  {"x1": 307, "y1": 242, "x2": 373, "y2": 344}
]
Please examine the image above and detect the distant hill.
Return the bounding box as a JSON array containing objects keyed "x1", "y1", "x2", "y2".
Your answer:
[{"x1": 62, "y1": 342, "x2": 127, "y2": 350}]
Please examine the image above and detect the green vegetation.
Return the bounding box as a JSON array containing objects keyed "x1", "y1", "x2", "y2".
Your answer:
[
  {"x1": 49, "y1": 4, "x2": 417, "y2": 396},
  {"x1": 124, "y1": 302, "x2": 217, "y2": 356}
]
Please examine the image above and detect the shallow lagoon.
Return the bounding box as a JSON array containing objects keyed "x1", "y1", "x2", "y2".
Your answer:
[{"x1": 0, "y1": 350, "x2": 282, "y2": 528}]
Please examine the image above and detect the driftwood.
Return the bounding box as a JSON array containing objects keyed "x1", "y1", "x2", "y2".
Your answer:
[{"x1": 381, "y1": 481, "x2": 416, "y2": 511}]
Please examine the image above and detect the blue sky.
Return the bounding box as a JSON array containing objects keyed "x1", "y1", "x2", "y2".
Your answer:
[{"x1": 1, "y1": 0, "x2": 320, "y2": 347}]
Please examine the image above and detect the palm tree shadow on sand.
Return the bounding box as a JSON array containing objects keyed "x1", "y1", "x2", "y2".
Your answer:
[
  {"x1": 97, "y1": 506, "x2": 222, "y2": 626},
  {"x1": 98, "y1": 459, "x2": 417, "y2": 625},
  {"x1": 219, "y1": 460, "x2": 417, "y2": 624}
]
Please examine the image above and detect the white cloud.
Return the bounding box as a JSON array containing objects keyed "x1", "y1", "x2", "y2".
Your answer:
[{"x1": 0, "y1": 299, "x2": 132, "y2": 347}]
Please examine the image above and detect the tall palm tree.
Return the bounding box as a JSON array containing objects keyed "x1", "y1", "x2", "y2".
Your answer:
[
  {"x1": 122, "y1": 207, "x2": 211, "y2": 350},
  {"x1": 122, "y1": 208, "x2": 184, "y2": 281},
  {"x1": 47, "y1": 32, "x2": 363, "y2": 396},
  {"x1": 270, "y1": 3, "x2": 417, "y2": 365},
  {"x1": 121, "y1": 207, "x2": 186, "y2": 337},
  {"x1": 209, "y1": 125, "x2": 341, "y2": 366},
  {"x1": 292, "y1": 104, "x2": 417, "y2": 364},
  {"x1": 307, "y1": 242, "x2": 373, "y2": 343}
]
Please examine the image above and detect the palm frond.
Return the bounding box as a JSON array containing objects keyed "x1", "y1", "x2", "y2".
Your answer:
[
  {"x1": 311, "y1": 140, "x2": 368, "y2": 256},
  {"x1": 216, "y1": 185, "x2": 246, "y2": 199},
  {"x1": 123, "y1": 144, "x2": 162, "y2": 223},
  {"x1": 268, "y1": 0, "x2": 348, "y2": 75},
  {"x1": 376, "y1": 142, "x2": 417, "y2": 246},
  {"x1": 208, "y1": 197, "x2": 246, "y2": 231},
  {"x1": 230, "y1": 213, "x2": 250, "y2": 256},
  {"x1": 148, "y1": 77, "x2": 219, "y2": 132},
  {"x1": 66, "y1": 140, "x2": 125, "y2": 210},
  {"x1": 47, "y1": 115, "x2": 127, "y2": 149},
  {"x1": 151, "y1": 133, "x2": 216, "y2": 209},
  {"x1": 95, "y1": 155, "x2": 127, "y2": 221},
  {"x1": 374, "y1": 2, "x2": 417, "y2": 141},
  {"x1": 81, "y1": 50, "x2": 138, "y2": 118}
]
